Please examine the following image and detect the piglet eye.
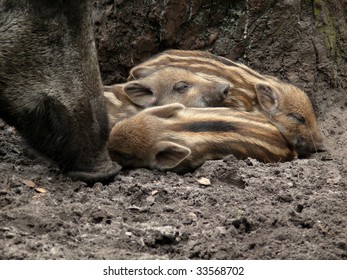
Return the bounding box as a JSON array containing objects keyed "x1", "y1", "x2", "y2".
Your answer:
[
  {"x1": 289, "y1": 113, "x2": 306, "y2": 124},
  {"x1": 174, "y1": 81, "x2": 190, "y2": 93}
]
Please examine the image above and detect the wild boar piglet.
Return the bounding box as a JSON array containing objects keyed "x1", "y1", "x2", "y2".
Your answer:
[
  {"x1": 128, "y1": 50, "x2": 325, "y2": 157},
  {"x1": 122, "y1": 66, "x2": 230, "y2": 108},
  {"x1": 108, "y1": 103, "x2": 296, "y2": 174}
]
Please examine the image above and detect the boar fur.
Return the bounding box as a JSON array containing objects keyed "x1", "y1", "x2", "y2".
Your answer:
[{"x1": 0, "y1": 0, "x2": 121, "y2": 181}]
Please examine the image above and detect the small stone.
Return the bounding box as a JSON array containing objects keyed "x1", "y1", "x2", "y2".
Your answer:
[
  {"x1": 197, "y1": 177, "x2": 211, "y2": 186},
  {"x1": 146, "y1": 196, "x2": 155, "y2": 205},
  {"x1": 327, "y1": 175, "x2": 341, "y2": 184}
]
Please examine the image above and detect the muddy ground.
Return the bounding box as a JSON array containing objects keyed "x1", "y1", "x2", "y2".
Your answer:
[{"x1": 0, "y1": 0, "x2": 347, "y2": 259}]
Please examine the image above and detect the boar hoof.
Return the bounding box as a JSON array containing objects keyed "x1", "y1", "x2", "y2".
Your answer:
[{"x1": 66, "y1": 161, "x2": 122, "y2": 182}]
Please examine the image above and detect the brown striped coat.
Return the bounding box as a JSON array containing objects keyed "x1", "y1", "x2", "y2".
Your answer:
[
  {"x1": 108, "y1": 104, "x2": 296, "y2": 174},
  {"x1": 107, "y1": 66, "x2": 230, "y2": 108},
  {"x1": 127, "y1": 50, "x2": 325, "y2": 157}
]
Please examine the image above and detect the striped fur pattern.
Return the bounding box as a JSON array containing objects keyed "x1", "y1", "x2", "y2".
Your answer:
[
  {"x1": 108, "y1": 103, "x2": 296, "y2": 174},
  {"x1": 118, "y1": 66, "x2": 230, "y2": 108},
  {"x1": 127, "y1": 50, "x2": 325, "y2": 157}
]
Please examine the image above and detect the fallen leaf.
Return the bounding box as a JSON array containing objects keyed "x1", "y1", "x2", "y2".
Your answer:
[
  {"x1": 151, "y1": 190, "x2": 159, "y2": 196},
  {"x1": 22, "y1": 179, "x2": 36, "y2": 188},
  {"x1": 32, "y1": 193, "x2": 46, "y2": 199},
  {"x1": 34, "y1": 187, "x2": 47, "y2": 193},
  {"x1": 198, "y1": 177, "x2": 211, "y2": 186},
  {"x1": 0, "y1": 188, "x2": 9, "y2": 195}
]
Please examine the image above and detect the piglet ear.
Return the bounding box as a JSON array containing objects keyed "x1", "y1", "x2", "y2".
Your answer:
[
  {"x1": 128, "y1": 66, "x2": 157, "y2": 80},
  {"x1": 255, "y1": 83, "x2": 279, "y2": 113},
  {"x1": 103, "y1": 84, "x2": 131, "y2": 104},
  {"x1": 146, "y1": 103, "x2": 185, "y2": 119},
  {"x1": 123, "y1": 81, "x2": 157, "y2": 107},
  {"x1": 150, "y1": 141, "x2": 191, "y2": 170}
]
